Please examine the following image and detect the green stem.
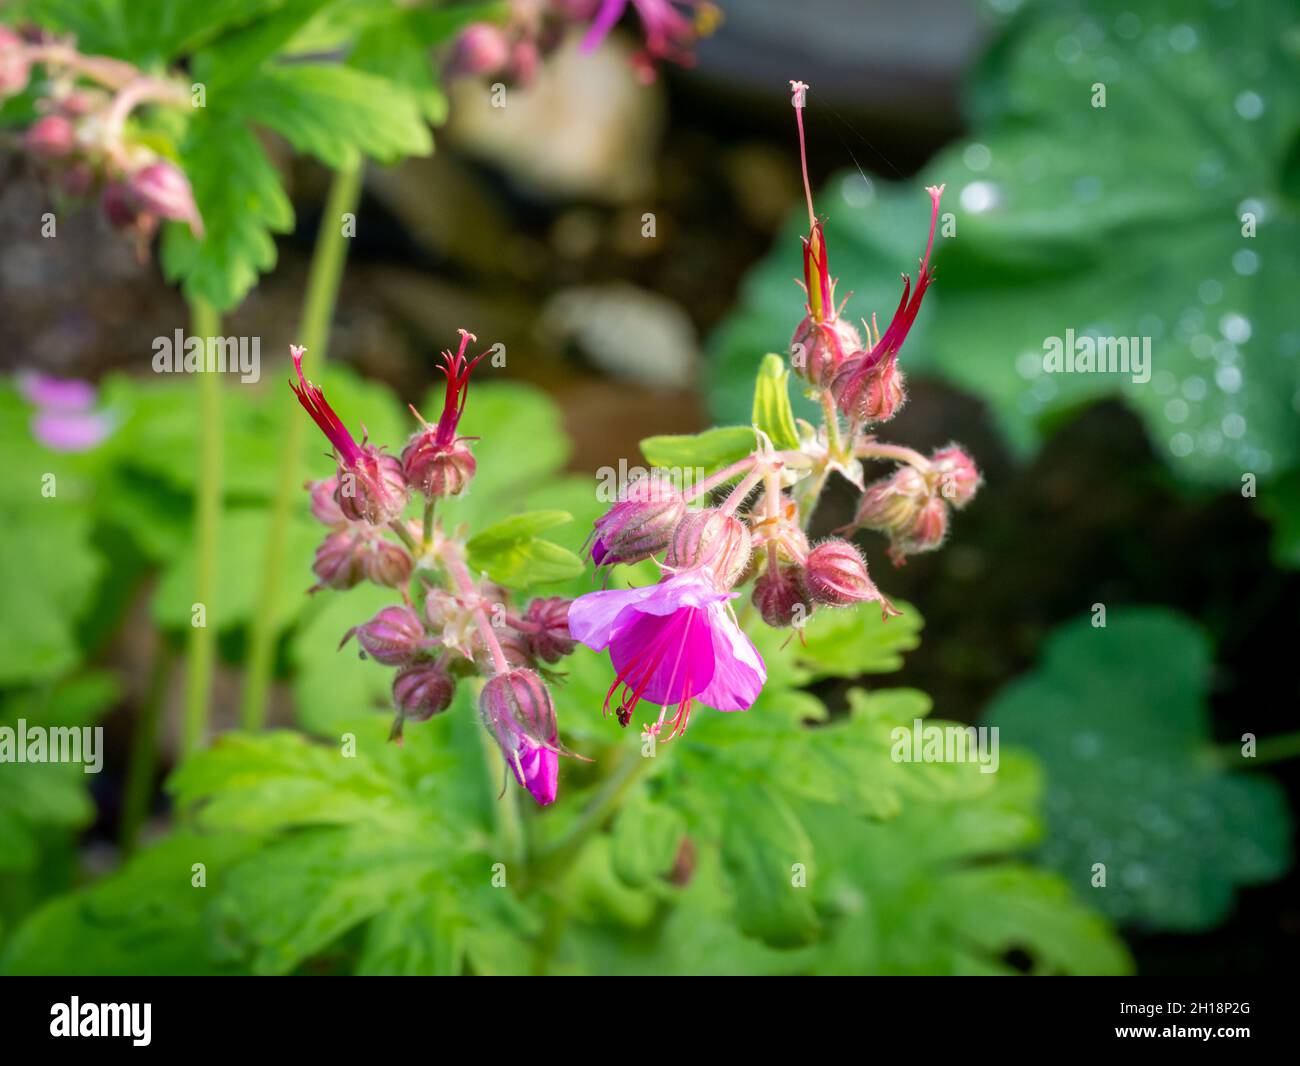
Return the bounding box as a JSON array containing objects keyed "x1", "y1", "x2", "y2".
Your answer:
[
  {"x1": 534, "y1": 748, "x2": 651, "y2": 875},
  {"x1": 182, "y1": 296, "x2": 222, "y2": 756},
  {"x1": 120, "y1": 639, "x2": 173, "y2": 853},
  {"x1": 239, "y1": 159, "x2": 364, "y2": 732}
]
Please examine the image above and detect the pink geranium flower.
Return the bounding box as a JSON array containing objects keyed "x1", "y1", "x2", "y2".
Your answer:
[{"x1": 568, "y1": 569, "x2": 765, "y2": 737}]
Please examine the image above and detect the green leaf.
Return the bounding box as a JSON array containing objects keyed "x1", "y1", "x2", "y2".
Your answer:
[
  {"x1": 20, "y1": 0, "x2": 282, "y2": 65},
  {"x1": 720, "y1": 784, "x2": 821, "y2": 946},
  {"x1": 466, "y1": 511, "x2": 584, "y2": 587},
  {"x1": 226, "y1": 64, "x2": 433, "y2": 168},
  {"x1": 751, "y1": 353, "x2": 801, "y2": 451},
  {"x1": 0, "y1": 508, "x2": 104, "y2": 685},
  {"x1": 985, "y1": 607, "x2": 1292, "y2": 931},
  {"x1": 639, "y1": 426, "x2": 756, "y2": 477},
  {"x1": 161, "y1": 115, "x2": 294, "y2": 311},
  {"x1": 191, "y1": 0, "x2": 337, "y2": 89},
  {"x1": 0, "y1": 674, "x2": 120, "y2": 873}
]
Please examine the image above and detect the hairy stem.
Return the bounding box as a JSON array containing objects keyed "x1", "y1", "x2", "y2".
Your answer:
[
  {"x1": 239, "y1": 160, "x2": 364, "y2": 732},
  {"x1": 182, "y1": 296, "x2": 222, "y2": 756}
]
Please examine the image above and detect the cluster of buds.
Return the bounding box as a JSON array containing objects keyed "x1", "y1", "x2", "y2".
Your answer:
[
  {"x1": 291, "y1": 332, "x2": 580, "y2": 805},
  {"x1": 1, "y1": 27, "x2": 203, "y2": 252},
  {"x1": 448, "y1": 0, "x2": 719, "y2": 86},
  {"x1": 563, "y1": 77, "x2": 981, "y2": 743},
  {"x1": 850, "y1": 443, "x2": 980, "y2": 565}
]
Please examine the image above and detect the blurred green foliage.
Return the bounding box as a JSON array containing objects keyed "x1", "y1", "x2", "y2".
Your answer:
[{"x1": 985, "y1": 608, "x2": 1291, "y2": 931}]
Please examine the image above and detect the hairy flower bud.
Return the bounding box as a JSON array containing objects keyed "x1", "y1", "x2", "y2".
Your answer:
[
  {"x1": 25, "y1": 114, "x2": 75, "y2": 159},
  {"x1": 854, "y1": 465, "x2": 929, "y2": 533},
  {"x1": 831, "y1": 352, "x2": 906, "y2": 424},
  {"x1": 930, "y1": 445, "x2": 981, "y2": 509},
  {"x1": 522, "y1": 596, "x2": 575, "y2": 663},
  {"x1": 129, "y1": 160, "x2": 204, "y2": 237},
  {"x1": 334, "y1": 447, "x2": 408, "y2": 526},
  {"x1": 341, "y1": 605, "x2": 427, "y2": 666},
  {"x1": 803, "y1": 539, "x2": 897, "y2": 618},
  {"x1": 665, "y1": 509, "x2": 753, "y2": 589},
  {"x1": 307, "y1": 477, "x2": 347, "y2": 526},
  {"x1": 311, "y1": 531, "x2": 366, "y2": 591},
  {"x1": 473, "y1": 625, "x2": 534, "y2": 669},
  {"x1": 589, "y1": 474, "x2": 686, "y2": 567},
  {"x1": 392, "y1": 662, "x2": 456, "y2": 723},
  {"x1": 401, "y1": 433, "x2": 476, "y2": 499},
  {"x1": 752, "y1": 565, "x2": 813, "y2": 628},
  {"x1": 892, "y1": 497, "x2": 949, "y2": 562},
  {"x1": 362, "y1": 538, "x2": 414, "y2": 588},
  {"x1": 791, "y1": 315, "x2": 861, "y2": 390},
  {"x1": 479, "y1": 669, "x2": 563, "y2": 805},
  {"x1": 0, "y1": 27, "x2": 29, "y2": 99}
]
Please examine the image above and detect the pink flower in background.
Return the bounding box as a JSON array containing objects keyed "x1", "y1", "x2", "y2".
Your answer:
[
  {"x1": 579, "y1": 0, "x2": 718, "y2": 80},
  {"x1": 568, "y1": 569, "x2": 765, "y2": 737},
  {"x1": 19, "y1": 372, "x2": 114, "y2": 452}
]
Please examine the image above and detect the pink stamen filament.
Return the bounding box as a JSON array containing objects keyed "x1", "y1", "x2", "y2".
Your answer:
[
  {"x1": 790, "y1": 80, "x2": 816, "y2": 229},
  {"x1": 605, "y1": 608, "x2": 699, "y2": 734}
]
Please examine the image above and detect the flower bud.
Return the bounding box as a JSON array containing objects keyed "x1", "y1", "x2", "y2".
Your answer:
[
  {"x1": 401, "y1": 432, "x2": 476, "y2": 499},
  {"x1": 311, "y1": 531, "x2": 366, "y2": 591},
  {"x1": 0, "y1": 28, "x2": 29, "y2": 99},
  {"x1": 831, "y1": 352, "x2": 906, "y2": 424},
  {"x1": 854, "y1": 465, "x2": 929, "y2": 533},
  {"x1": 930, "y1": 445, "x2": 981, "y2": 509},
  {"x1": 790, "y1": 315, "x2": 861, "y2": 390},
  {"x1": 803, "y1": 539, "x2": 898, "y2": 619},
  {"x1": 362, "y1": 538, "x2": 414, "y2": 588},
  {"x1": 666, "y1": 509, "x2": 753, "y2": 589},
  {"x1": 101, "y1": 181, "x2": 148, "y2": 231},
  {"x1": 473, "y1": 625, "x2": 534, "y2": 669},
  {"x1": 307, "y1": 477, "x2": 347, "y2": 526},
  {"x1": 751, "y1": 565, "x2": 813, "y2": 628},
  {"x1": 479, "y1": 669, "x2": 562, "y2": 805},
  {"x1": 523, "y1": 596, "x2": 575, "y2": 663},
  {"x1": 448, "y1": 22, "x2": 511, "y2": 78},
  {"x1": 129, "y1": 160, "x2": 204, "y2": 237},
  {"x1": 589, "y1": 475, "x2": 686, "y2": 567},
  {"x1": 392, "y1": 662, "x2": 456, "y2": 723},
  {"x1": 25, "y1": 114, "x2": 75, "y2": 159},
  {"x1": 341, "y1": 605, "x2": 427, "y2": 666},
  {"x1": 892, "y1": 497, "x2": 949, "y2": 562},
  {"x1": 334, "y1": 446, "x2": 408, "y2": 526}
]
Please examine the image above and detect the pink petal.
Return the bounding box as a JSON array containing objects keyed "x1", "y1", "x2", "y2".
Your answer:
[
  {"x1": 693, "y1": 602, "x2": 766, "y2": 712},
  {"x1": 608, "y1": 605, "x2": 716, "y2": 707}
]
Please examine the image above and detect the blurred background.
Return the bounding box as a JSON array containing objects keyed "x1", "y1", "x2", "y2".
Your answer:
[{"x1": 0, "y1": 0, "x2": 1296, "y2": 975}]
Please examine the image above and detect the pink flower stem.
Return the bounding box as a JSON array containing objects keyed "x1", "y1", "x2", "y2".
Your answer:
[
  {"x1": 855, "y1": 440, "x2": 932, "y2": 472},
  {"x1": 684, "y1": 450, "x2": 812, "y2": 504},
  {"x1": 718, "y1": 466, "x2": 765, "y2": 515},
  {"x1": 683, "y1": 455, "x2": 757, "y2": 502}
]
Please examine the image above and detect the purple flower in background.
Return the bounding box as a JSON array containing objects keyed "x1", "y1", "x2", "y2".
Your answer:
[
  {"x1": 568, "y1": 569, "x2": 765, "y2": 737},
  {"x1": 19, "y1": 372, "x2": 114, "y2": 452}
]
